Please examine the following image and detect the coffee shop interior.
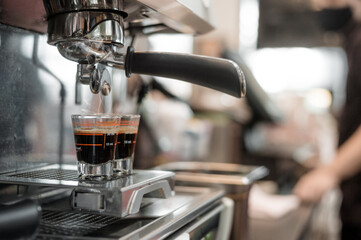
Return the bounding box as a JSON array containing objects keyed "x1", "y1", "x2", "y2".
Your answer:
[{"x1": 0, "y1": 0, "x2": 353, "y2": 239}]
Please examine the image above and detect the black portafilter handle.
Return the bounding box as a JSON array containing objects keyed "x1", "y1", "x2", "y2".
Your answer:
[
  {"x1": 0, "y1": 199, "x2": 42, "y2": 239},
  {"x1": 125, "y1": 47, "x2": 246, "y2": 98}
]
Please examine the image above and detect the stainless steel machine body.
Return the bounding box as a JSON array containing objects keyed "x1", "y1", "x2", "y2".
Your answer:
[
  {"x1": 0, "y1": 164, "x2": 175, "y2": 217},
  {"x1": 0, "y1": 164, "x2": 228, "y2": 239}
]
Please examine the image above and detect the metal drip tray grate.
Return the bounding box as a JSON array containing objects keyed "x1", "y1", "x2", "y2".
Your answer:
[
  {"x1": 38, "y1": 210, "x2": 123, "y2": 237},
  {"x1": 0, "y1": 164, "x2": 81, "y2": 187},
  {"x1": 0, "y1": 164, "x2": 174, "y2": 190},
  {"x1": 34, "y1": 186, "x2": 224, "y2": 240},
  {"x1": 35, "y1": 209, "x2": 156, "y2": 239},
  {"x1": 8, "y1": 169, "x2": 78, "y2": 181}
]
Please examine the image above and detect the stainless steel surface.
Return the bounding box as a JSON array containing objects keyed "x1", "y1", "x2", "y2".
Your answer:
[
  {"x1": 126, "y1": 180, "x2": 173, "y2": 215},
  {"x1": 76, "y1": 63, "x2": 114, "y2": 99},
  {"x1": 155, "y1": 162, "x2": 269, "y2": 240},
  {"x1": 1, "y1": 0, "x2": 213, "y2": 35},
  {"x1": 72, "y1": 179, "x2": 173, "y2": 217},
  {"x1": 44, "y1": 0, "x2": 125, "y2": 14},
  {"x1": 48, "y1": 13, "x2": 124, "y2": 46},
  {"x1": 0, "y1": 164, "x2": 175, "y2": 217},
  {"x1": 86, "y1": 63, "x2": 112, "y2": 95},
  {"x1": 49, "y1": 13, "x2": 124, "y2": 63},
  {"x1": 46, "y1": 0, "x2": 123, "y2": 65},
  {"x1": 0, "y1": 25, "x2": 68, "y2": 168},
  {"x1": 105, "y1": 187, "x2": 224, "y2": 240},
  {"x1": 44, "y1": 0, "x2": 122, "y2": 49},
  {"x1": 156, "y1": 161, "x2": 269, "y2": 188},
  {"x1": 77, "y1": 64, "x2": 96, "y2": 85},
  {"x1": 169, "y1": 202, "x2": 225, "y2": 240},
  {"x1": 35, "y1": 186, "x2": 224, "y2": 239},
  {"x1": 133, "y1": 0, "x2": 214, "y2": 35}
]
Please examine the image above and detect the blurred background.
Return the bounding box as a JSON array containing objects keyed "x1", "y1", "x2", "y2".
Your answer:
[
  {"x1": 136, "y1": 1, "x2": 346, "y2": 239},
  {"x1": 144, "y1": 2, "x2": 345, "y2": 239}
]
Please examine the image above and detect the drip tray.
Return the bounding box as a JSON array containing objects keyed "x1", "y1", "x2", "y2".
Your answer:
[
  {"x1": 36, "y1": 186, "x2": 223, "y2": 239},
  {"x1": 0, "y1": 164, "x2": 175, "y2": 217}
]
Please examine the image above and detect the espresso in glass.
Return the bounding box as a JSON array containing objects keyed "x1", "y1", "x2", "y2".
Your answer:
[
  {"x1": 72, "y1": 115, "x2": 119, "y2": 180},
  {"x1": 74, "y1": 130, "x2": 117, "y2": 164},
  {"x1": 115, "y1": 132, "x2": 137, "y2": 160},
  {"x1": 113, "y1": 115, "x2": 140, "y2": 177}
]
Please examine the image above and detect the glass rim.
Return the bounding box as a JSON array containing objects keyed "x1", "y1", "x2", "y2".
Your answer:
[
  {"x1": 72, "y1": 114, "x2": 140, "y2": 119},
  {"x1": 119, "y1": 114, "x2": 140, "y2": 119},
  {"x1": 71, "y1": 114, "x2": 120, "y2": 119}
]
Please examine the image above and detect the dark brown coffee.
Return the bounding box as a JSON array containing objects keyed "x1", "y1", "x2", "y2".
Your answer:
[
  {"x1": 115, "y1": 133, "x2": 137, "y2": 159},
  {"x1": 74, "y1": 130, "x2": 118, "y2": 164}
]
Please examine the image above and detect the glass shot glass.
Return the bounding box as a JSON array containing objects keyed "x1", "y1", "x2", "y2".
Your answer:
[
  {"x1": 113, "y1": 114, "x2": 140, "y2": 177},
  {"x1": 71, "y1": 114, "x2": 119, "y2": 180}
]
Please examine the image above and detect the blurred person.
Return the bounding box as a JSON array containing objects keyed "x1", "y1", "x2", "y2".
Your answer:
[{"x1": 293, "y1": 0, "x2": 361, "y2": 239}]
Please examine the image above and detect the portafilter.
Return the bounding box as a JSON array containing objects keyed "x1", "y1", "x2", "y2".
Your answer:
[{"x1": 43, "y1": 0, "x2": 246, "y2": 98}]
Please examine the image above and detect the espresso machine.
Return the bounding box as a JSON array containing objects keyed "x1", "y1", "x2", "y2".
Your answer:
[{"x1": 0, "y1": 0, "x2": 247, "y2": 239}]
